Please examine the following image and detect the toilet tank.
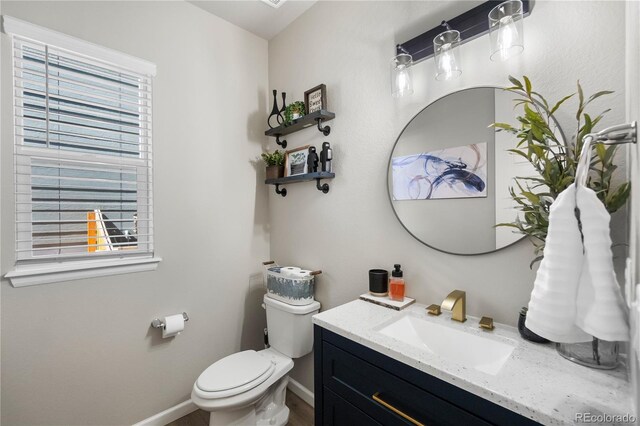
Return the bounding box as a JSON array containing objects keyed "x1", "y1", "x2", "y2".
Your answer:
[{"x1": 264, "y1": 294, "x2": 320, "y2": 358}]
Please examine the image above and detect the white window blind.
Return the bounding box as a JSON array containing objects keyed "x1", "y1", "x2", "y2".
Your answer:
[{"x1": 11, "y1": 30, "x2": 154, "y2": 263}]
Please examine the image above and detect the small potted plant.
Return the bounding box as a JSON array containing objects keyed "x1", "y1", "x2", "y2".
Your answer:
[
  {"x1": 261, "y1": 150, "x2": 285, "y2": 180},
  {"x1": 284, "y1": 101, "x2": 305, "y2": 124}
]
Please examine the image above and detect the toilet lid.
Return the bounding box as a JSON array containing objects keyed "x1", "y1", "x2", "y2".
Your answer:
[{"x1": 196, "y1": 350, "x2": 274, "y2": 393}]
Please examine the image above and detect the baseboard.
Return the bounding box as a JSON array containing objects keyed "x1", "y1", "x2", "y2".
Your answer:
[
  {"x1": 132, "y1": 380, "x2": 311, "y2": 425},
  {"x1": 132, "y1": 399, "x2": 198, "y2": 426},
  {"x1": 287, "y1": 377, "x2": 314, "y2": 408}
]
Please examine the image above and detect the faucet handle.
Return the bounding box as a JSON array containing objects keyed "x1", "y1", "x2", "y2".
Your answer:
[
  {"x1": 479, "y1": 316, "x2": 494, "y2": 330},
  {"x1": 426, "y1": 304, "x2": 441, "y2": 316}
]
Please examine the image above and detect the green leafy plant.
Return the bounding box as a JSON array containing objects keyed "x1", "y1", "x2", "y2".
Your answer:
[
  {"x1": 492, "y1": 76, "x2": 630, "y2": 267},
  {"x1": 261, "y1": 150, "x2": 285, "y2": 167},
  {"x1": 284, "y1": 101, "x2": 306, "y2": 124}
]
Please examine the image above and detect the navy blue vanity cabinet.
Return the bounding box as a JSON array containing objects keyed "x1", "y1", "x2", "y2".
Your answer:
[
  {"x1": 323, "y1": 387, "x2": 382, "y2": 425},
  {"x1": 314, "y1": 326, "x2": 540, "y2": 426}
]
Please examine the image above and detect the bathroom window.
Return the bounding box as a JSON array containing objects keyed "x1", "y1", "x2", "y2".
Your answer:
[{"x1": 4, "y1": 17, "x2": 160, "y2": 286}]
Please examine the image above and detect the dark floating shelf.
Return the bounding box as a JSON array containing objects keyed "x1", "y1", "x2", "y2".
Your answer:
[
  {"x1": 265, "y1": 172, "x2": 335, "y2": 197},
  {"x1": 265, "y1": 172, "x2": 335, "y2": 185},
  {"x1": 265, "y1": 110, "x2": 335, "y2": 148}
]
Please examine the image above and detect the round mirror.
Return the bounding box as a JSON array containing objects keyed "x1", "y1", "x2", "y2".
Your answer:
[{"x1": 387, "y1": 87, "x2": 564, "y2": 255}]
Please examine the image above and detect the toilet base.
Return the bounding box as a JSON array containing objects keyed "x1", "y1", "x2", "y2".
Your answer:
[{"x1": 208, "y1": 376, "x2": 290, "y2": 426}]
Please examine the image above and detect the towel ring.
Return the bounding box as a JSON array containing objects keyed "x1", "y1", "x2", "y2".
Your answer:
[
  {"x1": 576, "y1": 136, "x2": 594, "y2": 188},
  {"x1": 576, "y1": 121, "x2": 637, "y2": 188}
]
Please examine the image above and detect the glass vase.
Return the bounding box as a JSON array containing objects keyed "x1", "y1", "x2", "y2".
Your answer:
[{"x1": 556, "y1": 338, "x2": 619, "y2": 369}]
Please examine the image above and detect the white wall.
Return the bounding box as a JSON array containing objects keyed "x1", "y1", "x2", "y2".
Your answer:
[
  {"x1": 268, "y1": 1, "x2": 627, "y2": 391},
  {"x1": 0, "y1": 2, "x2": 269, "y2": 425}
]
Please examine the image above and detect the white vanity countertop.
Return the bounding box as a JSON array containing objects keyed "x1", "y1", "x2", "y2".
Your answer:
[{"x1": 313, "y1": 300, "x2": 633, "y2": 425}]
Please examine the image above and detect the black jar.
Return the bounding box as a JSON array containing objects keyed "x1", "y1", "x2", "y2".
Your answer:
[{"x1": 369, "y1": 269, "x2": 389, "y2": 296}]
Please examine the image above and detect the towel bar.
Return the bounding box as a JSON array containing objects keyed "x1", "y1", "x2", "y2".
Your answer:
[{"x1": 589, "y1": 121, "x2": 636, "y2": 146}]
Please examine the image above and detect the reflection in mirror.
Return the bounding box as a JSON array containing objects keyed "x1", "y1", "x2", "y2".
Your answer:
[{"x1": 387, "y1": 87, "x2": 564, "y2": 255}]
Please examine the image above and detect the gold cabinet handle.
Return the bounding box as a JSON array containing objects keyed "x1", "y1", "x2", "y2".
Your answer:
[{"x1": 372, "y1": 392, "x2": 425, "y2": 426}]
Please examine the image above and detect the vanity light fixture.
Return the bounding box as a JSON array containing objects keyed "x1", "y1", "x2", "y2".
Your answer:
[
  {"x1": 392, "y1": 0, "x2": 531, "y2": 96},
  {"x1": 390, "y1": 50, "x2": 414, "y2": 98},
  {"x1": 433, "y1": 22, "x2": 462, "y2": 81},
  {"x1": 488, "y1": 0, "x2": 525, "y2": 61}
]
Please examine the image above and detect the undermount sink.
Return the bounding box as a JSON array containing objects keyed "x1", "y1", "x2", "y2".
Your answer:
[{"x1": 376, "y1": 314, "x2": 517, "y2": 375}]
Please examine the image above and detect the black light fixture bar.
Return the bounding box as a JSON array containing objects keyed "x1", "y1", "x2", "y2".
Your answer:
[{"x1": 396, "y1": 0, "x2": 531, "y2": 63}]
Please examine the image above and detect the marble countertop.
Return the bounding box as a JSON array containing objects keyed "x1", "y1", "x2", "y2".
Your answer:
[{"x1": 313, "y1": 300, "x2": 633, "y2": 425}]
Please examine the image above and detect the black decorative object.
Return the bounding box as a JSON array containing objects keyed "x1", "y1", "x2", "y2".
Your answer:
[
  {"x1": 279, "y1": 92, "x2": 287, "y2": 124},
  {"x1": 268, "y1": 90, "x2": 281, "y2": 129},
  {"x1": 369, "y1": 269, "x2": 389, "y2": 296},
  {"x1": 307, "y1": 146, "x2": 319, "y2": 173},
  {"x1": 320, "y1": 142, "x2": 332, "y2": 172},
  {"x1": 396, "y1": 0, "x2": 531, "y2": 63},
  {"x1": 518, "y1": 307, "x2": 550, "y2": 344}
]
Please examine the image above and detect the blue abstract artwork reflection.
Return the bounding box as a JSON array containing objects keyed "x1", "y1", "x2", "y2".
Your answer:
[{"x1": 392, "y1": 143, "x2": 487, "y2": 200}]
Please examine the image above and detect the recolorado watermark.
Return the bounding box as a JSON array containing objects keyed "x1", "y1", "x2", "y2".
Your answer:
[{"x1": 575, "y1": 412, "x2": 636, "y2": 424}]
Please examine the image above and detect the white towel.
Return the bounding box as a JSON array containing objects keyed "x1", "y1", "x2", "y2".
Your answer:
[
  {"x1": 525, "y1": 184, "x2": 592, "y2": 343},
  {"x1": 575, "y1": 186, "x2": 629, "y2": 341},
  {"x1": 525, "y1": 183, "x2": 629, "y2": 343}
]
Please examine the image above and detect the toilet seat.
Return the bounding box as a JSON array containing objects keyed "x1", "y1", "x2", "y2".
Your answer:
[{"x1": 196, "y1": 350, "x2": 276, "y2": 399}]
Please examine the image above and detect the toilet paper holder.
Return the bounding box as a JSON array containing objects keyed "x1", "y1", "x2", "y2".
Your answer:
[{"x1": 151, "y1": 312, "x2": 189, "y2": 329}]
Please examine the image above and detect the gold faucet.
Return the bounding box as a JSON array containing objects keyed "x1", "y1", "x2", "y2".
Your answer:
[{"x1": 441, "y1": 290, "x2": 466, "y2": 322}]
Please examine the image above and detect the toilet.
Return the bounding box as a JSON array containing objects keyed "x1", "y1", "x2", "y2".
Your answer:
[{"x1": 191, "y1": 294, "x2": 320, "y2": 426}]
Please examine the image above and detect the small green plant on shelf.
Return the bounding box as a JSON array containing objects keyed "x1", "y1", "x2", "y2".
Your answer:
[
  {"x1": 261, "y1": 150, "x2": 285, "y2": 180},
  {"x1": 261, "y1": 150, "x2": 285, "y2": 167},
  {"x1": 284, "y1": 101, "x2": 306, "y2": 124}
]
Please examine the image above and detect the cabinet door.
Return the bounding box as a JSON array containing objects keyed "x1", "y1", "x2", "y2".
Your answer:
[
  {"x1": 323, "y1": 342, "x2": 490, "y2": 426},
  {"x1": 323, "y1": 387, "x2": 382, "y2": 426}
]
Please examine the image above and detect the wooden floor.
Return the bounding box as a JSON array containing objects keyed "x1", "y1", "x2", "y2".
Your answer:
[
  {"x1": 167, "y1": 390, "x2": 313, "y2": 426},
  {"x1": 285, "y1": 389, "x2": 314, "y2": 426}
]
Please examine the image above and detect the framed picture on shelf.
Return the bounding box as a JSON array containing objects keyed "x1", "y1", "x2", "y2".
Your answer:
[
  {"x1": 285, "y1": 145, "x2": 310, "y2": 177},
  {"x1": 304, "y1": 84, "x2": 327, "y2": 114}
]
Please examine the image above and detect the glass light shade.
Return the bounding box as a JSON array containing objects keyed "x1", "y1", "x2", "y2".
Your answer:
[
  {"x1": 489, "y1": 0, "x2": 524, "y2": 61},
  {"x1": 433, "y1": 30, "x2": 462, "y2": 81},
  {"x1": 390, "y1": 53, "x2": 414, "y2": 98}
]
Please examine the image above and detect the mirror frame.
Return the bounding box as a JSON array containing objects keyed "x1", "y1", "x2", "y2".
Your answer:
[{"x1": 386, "y1": 86, "x2": 566, "y2": 256}]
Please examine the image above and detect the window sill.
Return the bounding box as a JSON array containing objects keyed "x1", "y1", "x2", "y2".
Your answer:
[{"x1": 5, "y1": 256, "x2": 162, "y2": 287}]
